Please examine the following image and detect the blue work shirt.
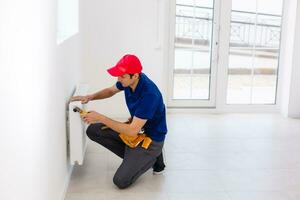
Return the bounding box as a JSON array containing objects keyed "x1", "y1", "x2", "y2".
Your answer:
[{"x1": 116, "y1": 73, "x2": 167, "y2": 142}]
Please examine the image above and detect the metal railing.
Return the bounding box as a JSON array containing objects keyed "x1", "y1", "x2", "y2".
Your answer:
[{"x1": 175, "y1": 4, "x2": 282, "y2": 48}]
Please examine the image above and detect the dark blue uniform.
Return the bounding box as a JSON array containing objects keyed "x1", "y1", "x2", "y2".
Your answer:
[
  {"x1": 86, "y1": 73, "x2": 166, "y2": 189},
  {"x1": 116, "y1": 73, "x2": 167, "y2": 142}
]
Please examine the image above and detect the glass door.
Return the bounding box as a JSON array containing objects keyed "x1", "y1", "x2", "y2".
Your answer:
[
  {"x1": 168, "y1": 0, "x2": 283, "y2": 109},
  {"x1": 168, "y1": 0, "x2": 220, "y2": 107},
  {"x1": 226, "y1": 0, "x2": 283, "y2": 104}
]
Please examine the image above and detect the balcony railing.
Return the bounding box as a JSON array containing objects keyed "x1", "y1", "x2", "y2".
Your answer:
[{"x1": 175, "y1": 4, "x2": 282, "y2": 49}]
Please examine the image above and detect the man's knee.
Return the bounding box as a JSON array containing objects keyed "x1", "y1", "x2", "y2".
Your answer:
[
  {"x1": 113, "y1": 174, "x2": 131, "y2": 189},
  {"x1": 86, "y1": 123, "x2": 103, "y2": 140}
]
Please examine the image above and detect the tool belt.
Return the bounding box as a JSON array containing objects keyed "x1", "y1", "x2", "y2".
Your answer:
[
  {"x1": 119, "y1": 133, "x2": 152, "y2": 149},
  {"x1": 100, "y1": 125, "x2": 152, "y2": 149},
  {"x1": 73, "y1": 107, "x2": 152, "y2": 150}
]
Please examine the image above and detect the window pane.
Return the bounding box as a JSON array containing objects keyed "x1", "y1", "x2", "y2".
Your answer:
[
  {"x1": 227, "y1": 0, "x2": 282, "y2": 104},
  {"x1": 252, "y1": 74, "x2": 277, "y2": 104},
  {"x1": 232, "y1": 0, "x2": 256, "y2": 13},
  {"x1": 173, "y1": 74, "x2": 192, "y2": 99},
  {"x1": 257, "y1": 0, "x2": 283, "y2": 15},
  {"x1": 227, "y1": 49, "x2": 253, "y2": 104},
  {"x1": 251, "y1": 51, "x2": 279, "y2": 104},
  {"x1": 173, "y1": 49, "x2": 210, "y2": 99},
  {"x1": 173, "y1": 0, "x2": 214, "y2": 100},
  {"x1": 173, "y1": 74, "x2": 210, "y2": 99},
  {"x1": 177, "y1": 0, "x2": 213, "y2": 8}
]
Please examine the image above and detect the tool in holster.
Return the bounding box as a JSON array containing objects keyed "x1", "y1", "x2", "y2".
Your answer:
[{"x1": 73, "y1": 106, "x2": 152, "y2": 149}]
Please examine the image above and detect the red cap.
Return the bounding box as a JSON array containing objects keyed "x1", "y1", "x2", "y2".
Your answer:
[{"x1": 107, "y1": 54, "x2": 143, "y2": 77}]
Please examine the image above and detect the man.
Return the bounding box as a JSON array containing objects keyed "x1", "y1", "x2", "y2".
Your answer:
[{"x1": 71, "y1": 54, "x2": 167, "y2": 189}]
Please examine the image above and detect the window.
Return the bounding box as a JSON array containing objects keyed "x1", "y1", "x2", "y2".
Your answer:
[
  {"x1": 168, "y1": 0, "x2": 283, "y2": 108},
  {"x1": 169, "y1": 0, "x2": 219, "y2": 107},
  {"x1": 226, "y1": 0, "x2": 283, "y2": 104}
]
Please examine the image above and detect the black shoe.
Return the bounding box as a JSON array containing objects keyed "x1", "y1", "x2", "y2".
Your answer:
[
  {"x1": 153, "y1": 153, "x2": 166, "y2": 175},
  {"x1": 153, "y1": 164, "x2": 165, "y2": 175}
]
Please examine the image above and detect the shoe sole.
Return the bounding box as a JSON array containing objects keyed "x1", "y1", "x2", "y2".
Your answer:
[{"x1": 153, "y1": 169, "x2": 165, "y2": 175}]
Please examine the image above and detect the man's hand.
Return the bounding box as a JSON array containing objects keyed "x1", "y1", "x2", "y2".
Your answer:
[
  {"x1": 81, "y1": 111, "x2": 104, "y2": 124},
  {"x1": 70, "y1": 95, "x2": 94, "y2": 104},
  {"x1": 125, "y1": 117, "x2": 133, "y2": 124}
]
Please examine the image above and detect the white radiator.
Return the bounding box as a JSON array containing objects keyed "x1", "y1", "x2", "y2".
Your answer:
[{"x1": 68, "y1": 84, "x2": 89, "y2": 165}]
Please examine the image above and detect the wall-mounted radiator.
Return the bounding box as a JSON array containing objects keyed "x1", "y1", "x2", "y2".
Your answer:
[{"x1": 68, "y1": 84, "x2": 89, "y2": 165}]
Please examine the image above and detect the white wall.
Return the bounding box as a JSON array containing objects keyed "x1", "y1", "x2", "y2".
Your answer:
[
  {"x1": 280, "y1": 0, "x2": 300, "y2": 118},
  {"x1": 287, "y1": 1, "x2": 300, "y2": 117},
  {"x1": 279, "y1": 0, "x2": 296, "y2": 116},
  {"x1": 81, "y1": 0, "x2": 170, "y2": 118},
  {"x1": 0, "y1": 0, "x2": 82, "y2": 199},
  {"x1": 81, "y1": 0, "x2": 300, "y2": 118}
]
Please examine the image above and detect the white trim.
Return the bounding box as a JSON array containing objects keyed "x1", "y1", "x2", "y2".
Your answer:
[
  {"x1": 166, "y1": 0, "x2": 283, "y2": 113},
  {"x1": 209, "y1": 0, "x2": 221, "y2": 106},
  {"x1": 167, "y1": 0, "x2": 220, "y2": 108},
  {"x1": 60, "y1": 165, "x2": 74, "y2": 200},
  {"x1": 167, "y1": 105, "x2": 280, "y2": 114},
  {"x1": 166, "y1": 0, "x2": 176, "y2": 106},
  {"x1": 215, "y1": 0, "x2": 231, "y2": 110},
  {"x1": 215, "y1": 0, "x2": 283, "y2": 112},
  {"x1": 274, "y1": 0, "x2": 286, "y2": 114}
]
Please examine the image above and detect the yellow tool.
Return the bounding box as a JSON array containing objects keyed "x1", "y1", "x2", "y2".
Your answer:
[
  {"x1": 73, "y1": 106, "x2": 88, "y2": 117},
  {"x1": 73, "y1": 106, "x2": 152, "y2": 149}
]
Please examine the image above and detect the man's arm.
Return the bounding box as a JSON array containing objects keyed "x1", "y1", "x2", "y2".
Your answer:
[
  {"x1": 71, "y1": 85, "x2": 120, "y2": 103},
  {"x1": 90, "y1": 85, "x2": 121, "y2": 100},
  {"x1": 83, "y1": 112, "x2": 146, "y2": 137},
  {"x1": 101, "y1": 116, "x2": 147, "y2": 137}
]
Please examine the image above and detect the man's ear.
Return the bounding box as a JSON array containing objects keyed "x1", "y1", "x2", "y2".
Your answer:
[{"x1": 133, "y1": 73, "x2": 139, "y2": 79}]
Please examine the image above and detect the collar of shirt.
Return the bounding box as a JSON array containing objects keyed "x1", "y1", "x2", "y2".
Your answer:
[{"x1": 128, "y1": 73, "x2": 145, "y2": 97}]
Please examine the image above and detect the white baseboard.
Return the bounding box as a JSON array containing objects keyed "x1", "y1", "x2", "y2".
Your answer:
[{"x1": 60, "y1": 165, "x2": 74, "y2": 200}]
